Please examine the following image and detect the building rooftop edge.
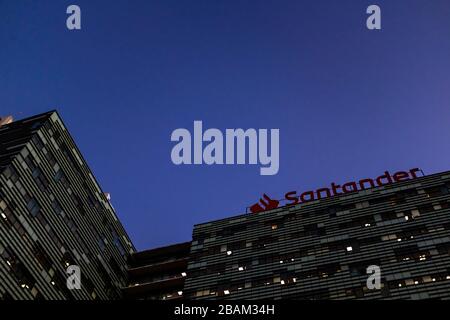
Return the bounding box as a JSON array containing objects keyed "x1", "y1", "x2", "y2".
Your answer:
[{"x1": 193, "y1": 168, "x2": 450, "y2": 228}]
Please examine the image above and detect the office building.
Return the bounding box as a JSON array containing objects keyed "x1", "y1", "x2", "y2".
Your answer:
[
  {"x1": 123, "y1": 242, "x2": 190, "y2": 300},
  {"x1": 183, "y1": 170, "x2": 450, "y2": 300},
  {"x1": 0, "y1": 111, "x2": 134, "y2": 300}
]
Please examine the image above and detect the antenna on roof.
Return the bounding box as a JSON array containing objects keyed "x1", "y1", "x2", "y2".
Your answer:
[{"x1": 0, "y1": 115, "x2": 14, "y2": 127}]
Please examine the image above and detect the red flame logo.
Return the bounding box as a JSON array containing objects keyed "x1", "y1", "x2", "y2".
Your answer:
[{"x1": 249, "y1": 194, "x2": 280, "y2": 213}]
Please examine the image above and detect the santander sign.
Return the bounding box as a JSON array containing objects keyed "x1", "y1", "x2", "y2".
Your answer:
[{"x1": 249, "y1": 168, "x2": 422, "y2": 214}]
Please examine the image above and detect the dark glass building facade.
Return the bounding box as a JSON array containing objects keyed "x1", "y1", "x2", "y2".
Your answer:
[
  {"x1": 184, "y1": 170, "x2": 450, "y2": 300},
  {"x1": 0, "y1": 111, "x2": 134, "y2": 300}
]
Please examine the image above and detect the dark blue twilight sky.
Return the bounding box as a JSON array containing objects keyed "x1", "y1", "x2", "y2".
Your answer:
[{"x1": 1, "y1": 1, "x2": 450, "y2": 250}]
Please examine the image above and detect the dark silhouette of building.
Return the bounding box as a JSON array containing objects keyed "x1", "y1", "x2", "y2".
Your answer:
[
  {"x1": 123, "y1": 242, "x2": 190, "y2": 300},
  {"x1": 183, "y1": 170, "x2": 450, "y2": 300},
  {"x1": 0, "y1": 111, "x2": 134, "y2": 300},
  {"x1": 6, "y1": 112, "x2": 450, "y2": 301}
]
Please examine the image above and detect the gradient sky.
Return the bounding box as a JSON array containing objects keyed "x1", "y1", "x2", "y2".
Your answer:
[{"x1": 1, "y1": 0, "x2": 450, "y2": 250}]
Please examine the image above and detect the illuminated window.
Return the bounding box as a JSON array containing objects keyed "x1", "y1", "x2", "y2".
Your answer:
[
  {"x1": 381, "y1": 234, "x2": 397, "y2": 241},
  {"x1": 61, "y1": 252, "x2": 75, "y2": 268}
]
